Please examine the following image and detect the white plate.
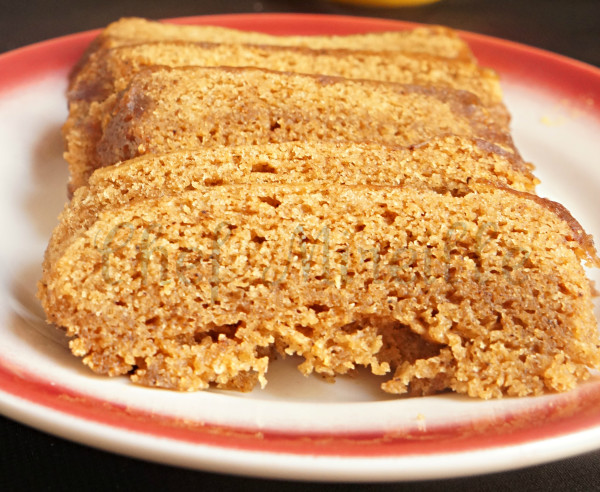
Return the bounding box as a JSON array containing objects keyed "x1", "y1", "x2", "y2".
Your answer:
[{"x1": 1, "y1": 13, "x2": 600, "y2": 482}]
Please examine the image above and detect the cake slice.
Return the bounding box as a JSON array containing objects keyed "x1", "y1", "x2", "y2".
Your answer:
[
  {"x1": 72, "y1": 17, "x2": 475, "y2": 80},
  {"x1": 38, "y1": 183, "x2": 600, "y2": 398},
  {"x1": 44, "y1": 137, "x2": 537, "y2": 280},
  {"x1": 64, "y1": 66, "x2": 517, "y2": 191},
  {"x1": 69, "y1": 41, "x2": 505, "y2": 121}
]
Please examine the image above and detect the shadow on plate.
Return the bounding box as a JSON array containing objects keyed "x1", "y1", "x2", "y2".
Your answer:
[{"x1": 23, "y1": 121, "x2": 69, "y2": 239}]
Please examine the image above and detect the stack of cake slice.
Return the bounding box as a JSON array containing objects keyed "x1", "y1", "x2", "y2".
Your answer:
[{"x1": 39, "y1": 18, "x2": 600, "y2": 398}]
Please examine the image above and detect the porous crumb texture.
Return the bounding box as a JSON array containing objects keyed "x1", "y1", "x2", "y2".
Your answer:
[
  {"x1": 39, "y1": 184, "x2": 600, "y2": 397},
  {"x1": 65, "y1": 66, "x2": 515, "y2": 191},
  {"x1": 41, "y1": 18, "x2": 600, "y2": 398}
]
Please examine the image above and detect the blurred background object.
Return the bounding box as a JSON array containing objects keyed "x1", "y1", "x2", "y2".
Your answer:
[
  {"x1": 0, "y1": 0, "x2": 597, "y2": 67},
  {"x1": 331, "y1": 0, "x2": 442, "y2": 7}
]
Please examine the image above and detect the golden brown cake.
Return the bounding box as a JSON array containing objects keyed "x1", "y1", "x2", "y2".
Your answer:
[
  {"x1": 64, "y1": 66, "x2": 516, "y2": 191},
  {"x1": 38, "y1": 183, "x2": 600, "y2": 397},
  {"x1": 71, "y1": 17, "x2": 475, "y2": 80},
  {"x1": 43, "y1": 137, "x2": 537, "y2": 280},
  {"x1": 68, "y1": 41, "x2": 506, "y2": 120}
]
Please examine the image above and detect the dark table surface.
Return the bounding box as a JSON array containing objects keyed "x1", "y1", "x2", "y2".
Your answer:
[{"x1": 1, "y1": 1, "x2": 599, "y2": 490}]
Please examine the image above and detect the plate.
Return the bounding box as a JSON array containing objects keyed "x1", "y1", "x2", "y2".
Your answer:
[{"x1": 1, "y1": 13, "x2": 600, "y2": 482}]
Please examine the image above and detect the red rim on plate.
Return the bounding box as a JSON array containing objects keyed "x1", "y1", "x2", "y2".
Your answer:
[{"x1": 1, "y1": 13, "x2": 600, "y2": 480}]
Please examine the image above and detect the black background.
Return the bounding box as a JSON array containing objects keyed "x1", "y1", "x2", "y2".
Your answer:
[
  {"x1": 1, "y1": 1, "x2": 599, "y2": 490},
  {"x1": 1, "y1": 0, "x2": 599, "y2": 66}
]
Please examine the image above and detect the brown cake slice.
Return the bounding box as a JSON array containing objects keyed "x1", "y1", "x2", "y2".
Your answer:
[
  {"x1": 64, "y1": 66, "x2": 517, "y2": 191},
  {"x1": 68, "y1": 41, "x2": 506, "y2": 121},
  {"x1": 72, "y1": 17, "x2": 475, "y2": 81},
  {"x1": 43, "y1": 137, "x2": 537, "y2": 281},
  {"x1": 38, "y1": 182, "x2": 600, "y2": 398}
]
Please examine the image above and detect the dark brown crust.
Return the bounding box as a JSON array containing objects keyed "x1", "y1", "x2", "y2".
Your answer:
[
  {"x1": 408, "y1": 135, "x2": 533, "y2": 182},
  {"x1": 523, "y1": 195, "x2": 599, "y2": 266},
  {"x1": 473, "y1": 138, "x2": 533, "y2": 175},
  {"x1": 474, "y1": 181, "x2": 600, "y2": 266}
]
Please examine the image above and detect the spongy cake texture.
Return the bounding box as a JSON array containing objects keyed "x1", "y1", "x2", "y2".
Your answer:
[{"x1": 39, "y1": 184, "x2": 600, "y2": 397}]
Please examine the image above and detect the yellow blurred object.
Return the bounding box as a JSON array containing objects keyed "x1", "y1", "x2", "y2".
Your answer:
[{"x1": 331, "y1": 0, "x2": 441, "y2": 6}]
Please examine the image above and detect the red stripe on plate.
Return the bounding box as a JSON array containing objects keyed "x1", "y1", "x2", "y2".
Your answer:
[
  {"x1": 0, "y1": 31, "x2": 97, "y2": 93},
  {"x1": 2, "y1": 358, "x2": 600, "y2": 457}
]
